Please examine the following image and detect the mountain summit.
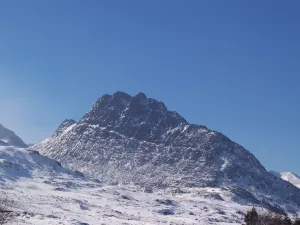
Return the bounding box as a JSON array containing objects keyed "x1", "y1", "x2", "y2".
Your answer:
[
  {"x1": 32, "y1": 91, "x2": 300, "y2": 213},
  {"x1": 0, "y1": 124, "x2": 28, "y2": 148},
  {"x1": 80, "y1": 91, "x2": 188, "y2": 142}
]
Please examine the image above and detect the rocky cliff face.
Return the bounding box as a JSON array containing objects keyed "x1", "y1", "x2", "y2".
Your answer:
[{"x1": 32, "y1": 91, "x2": 300, "y2": 213}]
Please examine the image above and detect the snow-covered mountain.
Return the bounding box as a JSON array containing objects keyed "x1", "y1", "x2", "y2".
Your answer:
[
  {"x1": 32, "y1": 91, "x2": 300, "y2": 213},
  {"x1": 269, "y1": 171, "x2": 300, "y2": 189},
  {"x1": 280, "y1": 172, "x2": 300, "y2": 189},
  {"x1": 0, "y1": 124, "x2": 28, "y2": 148}
]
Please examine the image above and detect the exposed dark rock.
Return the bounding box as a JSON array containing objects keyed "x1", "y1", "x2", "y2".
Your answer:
[{"x1": 157, "y1": 209, "x2": 174, "y2": 215}]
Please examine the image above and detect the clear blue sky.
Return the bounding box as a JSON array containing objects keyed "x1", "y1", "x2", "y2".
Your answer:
[{"x1": 0, "y1": 1, "x2": 299, "y2": 174}]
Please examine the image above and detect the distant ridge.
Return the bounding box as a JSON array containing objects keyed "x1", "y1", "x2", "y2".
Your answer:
[
  {"x1": 0, "y1": 124, "x2": 28, "y2": 148},
  {"x1": 280, "y1": 172, "x2": 300, "y2": 188}
]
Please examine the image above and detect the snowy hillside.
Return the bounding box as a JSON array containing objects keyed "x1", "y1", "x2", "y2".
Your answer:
[
  {"x1": 0, "y1": 146, "x2": 83, "y2": 182},
  {"x1": 0, "y1": 124, "x2": 28, "y2": 148},
  {"x1": 31, "y1": 91, "x2": 300, "y2": 214},
  {"x1": 0, "y1": 145, "x2": 258, "y2": 224}
]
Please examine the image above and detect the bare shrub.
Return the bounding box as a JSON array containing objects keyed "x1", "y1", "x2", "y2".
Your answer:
[
  {"x1": 244, "y1": 207, "x2": 297, "y2": 225},
  {"x1": 0, "y1": 194, "x2": 14, "y2": 225}
]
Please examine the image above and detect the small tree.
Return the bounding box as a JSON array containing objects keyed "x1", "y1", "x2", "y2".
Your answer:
[{"x1": 244, "y1": 207, "x2": 259, "y2": 225}]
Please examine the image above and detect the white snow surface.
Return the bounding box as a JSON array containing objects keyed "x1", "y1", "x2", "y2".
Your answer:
[{"x1": 0, "y1": 146, "x2": 260, "y2": 225}]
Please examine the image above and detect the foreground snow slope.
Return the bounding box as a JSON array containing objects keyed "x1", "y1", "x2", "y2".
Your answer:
[
  {"x1": 5, "y1": 179, "x2": 253, "y2": 224},
  {"x1": 0, "y1": 146, "x2": 256, "y2": 225}
]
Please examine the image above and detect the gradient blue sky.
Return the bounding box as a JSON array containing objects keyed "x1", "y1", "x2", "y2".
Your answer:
[{"x1": 0, "y1": 1, "x2": 299, "y2": 174}]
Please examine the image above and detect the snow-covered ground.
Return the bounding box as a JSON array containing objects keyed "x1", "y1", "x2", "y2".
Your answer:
[
  {"x1": 0, "y1": 146, "x2": 253, "y2": 225},
  {"x1": 5, "y1": 178, "x2": 252, "y2": 225}
]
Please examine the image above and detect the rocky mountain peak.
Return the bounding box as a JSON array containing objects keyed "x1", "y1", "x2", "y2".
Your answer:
[
  {"x1": 81, "y1": 92, "x2": 188, "y2": 142},
  {"x1": 133, "y1": 92, "x2": 147, "y2": 101}
]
